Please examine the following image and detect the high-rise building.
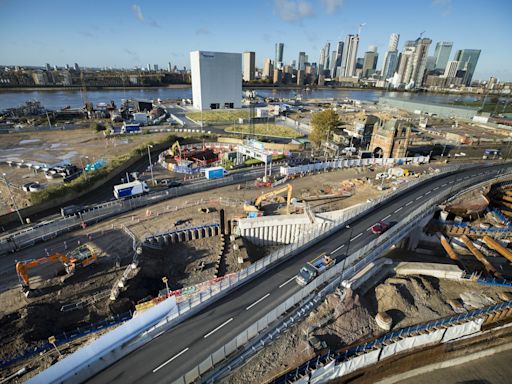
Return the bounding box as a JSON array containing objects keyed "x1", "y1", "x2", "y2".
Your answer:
[
  {"x1": 404, "y1": 37, "x2": 431, "y2": 87},
  {"x1": 273, "y1": 68, "x2": 282, "y2": 84},
  {"x1": 387, "y1": 33, "x2": 400, "y2": 52},
  {"x1": 168, "y1": 62, "x2": 172, "y2": 72},
  {"x1": 318, "y1": 42, "x2": 330, "y2": 74},
  {"x1": 381, "y1": 33, "x2": 400, "y2": 81},
  {"x1": 243, "y1": 51, "x2": 256, "y2": 81},
  {"x1": 425, "y1": 56, "x2": 436, "y2": 72},
  {"x1": 154, "y1": 64, "x2": 159, "y2": 71},
  {"x1": 263, "y1": 58, "x2": 273, "y2": 80},
  {"x1": 454, "y1": 49, "x2": 481, "y2": 85},
  {"x1": 45, "y1": 63, "x2": 51, "y2": 71},
  {"x1": 433, "y1": 41, "x2": 453, "y2": 71},
  {"x1": 190, "y1": 51, "x2": 242, "y2": 111},
  {"x1": 442, "y1": 60, "x2": 459, "y2": 78},
  {"x1": 275, "y1": 43, "x2": 284, "y2": 68},
  {"x1": 362, "y1": 49, "x2": 378, "y2": 78},
  {"x1": 330, "y1": 41, "x2": 343, "y2": 78},
  {"x1": 340, "y1": 34, "x2": 359, "y2": 77},
  {"x1": 146, "y1": 64, "x2": 152, "y2": 71},
  {"x1": 298, "y1": 52, "x2": 306, "y2": 71},
  {"x1": 74, "y1": 63, "x2": 80, "y2": 71},
  {"x1": 396, "y1": 43, "x2": 416, "y2": 85}
]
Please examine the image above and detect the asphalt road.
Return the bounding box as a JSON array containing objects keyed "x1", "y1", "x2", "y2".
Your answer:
[{"x1": 88, "y1": 164, "x2": 509, "y2": 384}]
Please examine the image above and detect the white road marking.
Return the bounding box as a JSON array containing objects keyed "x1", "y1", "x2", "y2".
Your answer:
[
  {"x1": 425, "y1": 191, "x2": 431, "y2": 195},
  {"x1": 406, "y1": 201, "x2": 413, "y2": 206},
  {"x1": 394, "y1": 207, "x2": 403, "y2": 213},
  {"x1": 204, "y1": 318, "x2": 234, "y2": 338},
  {"x1": 153, "y1": 348, "x2": 189, "y2": 373},
  {"x1": 279, "y1": 277, "x2": 295, "y2": 288},
  {"x1": 433, "y1": 187, "x2": 439, "y2": 191},
  {"x1": 442, "y1": 183, "x2": 447, "y2": 187},
  {"x1": 415, "y1": 195, "x2": 423, "y2": 200},
  {"x1": 449, "y1": 180, "x2": 454, "y2": 184},
  {"x1": 246, "y1": 293, "x2": 270, "y2": 310},
  {"x1": 332, "y1": 244, "x2": 346, "y2": 252},
  {"x1": 382, "y1": 214, "x2": 391, "y2": 221},
  {"x1": 351, "y1": 233, "x2": 363, "y2": 241},
  {"x1": 366, "y1": 226, "x2": 372, "y2": 231}
]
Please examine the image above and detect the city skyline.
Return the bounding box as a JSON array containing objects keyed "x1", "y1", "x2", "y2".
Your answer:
[{"x1": 1, "y1": 0, "x2": 511, "y2": 81}]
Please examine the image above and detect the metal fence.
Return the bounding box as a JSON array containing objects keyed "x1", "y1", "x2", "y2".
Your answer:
[{"x1": 170, "y1": 167, "x2": 512, "y2": 384}]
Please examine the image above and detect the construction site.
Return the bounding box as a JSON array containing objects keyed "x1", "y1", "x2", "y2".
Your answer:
[{"x1": 1, "y1": 145, "x2": 511, "y2": 382}]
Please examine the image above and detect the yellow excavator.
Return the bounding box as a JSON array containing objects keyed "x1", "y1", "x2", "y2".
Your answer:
[
  {"x1": 170, "y1": 140, "x2": 182, "y2": 159},
  {"x1": 244, "y1": 184, "x2": 293, "y2": 214},
  {"x1": 15, "y1": 244, "x2": 97, "y2": 295}
]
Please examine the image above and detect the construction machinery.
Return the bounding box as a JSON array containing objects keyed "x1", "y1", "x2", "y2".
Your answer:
[
  {"x1": 244, "y1": 184, "x2": 293, "y2": 214},
  {"x1": 15, "y1": 244, "x2": 97, "y2": 296},
  {"x1": 170, "y1": 140, "x2": 182, "y2": 159},
  {"x1": 460, "y1": 235, "x2": 503, "y2": 279}
]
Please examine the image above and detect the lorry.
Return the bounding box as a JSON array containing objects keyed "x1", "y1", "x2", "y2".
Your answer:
[
  {"x1": 121, "y1": 123, "x2": 141, "y2": 134},
  {"x1": 113, "y1": 180, "x2": 149, "y2": 199},
  {"x1": 295, "y1": 253, "x2": 335, "y2": 286},
  {"x1": 483, "y1": 149, "x2": 501, "y2": 160},
  {"x1": 204, "y1": 166, "x2": 227, "y2": 180}
]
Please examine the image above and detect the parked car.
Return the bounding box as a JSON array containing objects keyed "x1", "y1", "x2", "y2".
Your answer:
[{"x1": 60, "y1": 205, "x2": 85, "y2": 218}]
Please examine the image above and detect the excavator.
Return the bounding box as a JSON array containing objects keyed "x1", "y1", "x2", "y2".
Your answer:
[
  {"x1": 170, "y1": 140, "x2": 183, "y2": 160},
  {"x1": 244, "y1": 184, "x2": 293, "y2": 214},
  {"x1": 15, "y1": 244, "x2": 97, "y2": 296}
]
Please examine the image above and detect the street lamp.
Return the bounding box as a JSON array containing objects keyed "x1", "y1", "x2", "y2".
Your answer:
[
  {"x1": 147, "y1": 145, "x2": 155, "y2": 187},
  {"x1": 1, "y1": 173, "x2": 24, "y2": 225},
  {"x1": 162, "y1": 276, "x2": 170, "y2": 297},
  {"x1": 345, "y1": 224, "x2": 354, "y2": 257}
]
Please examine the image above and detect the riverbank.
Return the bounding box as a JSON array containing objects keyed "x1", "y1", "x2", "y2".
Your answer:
[{"x1": 0, "y1": 84, "x2": 192, "y2": 92}]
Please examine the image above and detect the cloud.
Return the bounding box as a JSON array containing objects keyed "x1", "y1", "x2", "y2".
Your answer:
[
  {"x1": 131, "y1": 4, "x2": 144, "y2": 22},
  {"x1": 320, "y1": 0, "x2": 344, "y2": 14},
  {"x1": 195, "y1": 27, "x2": 210, "y2": 35},
  {"x1": 273, "y1": 0, "x2": 314, "y2": 22},
  {"x1": 432, "y1": 0, "x2": 452, "y2": 16},
  {"x1": 124, "y1": 48, "x2": 140, "y2": 62},
  {"x1": 304, "y1": 30, "x2": 318, "y2": 42}
]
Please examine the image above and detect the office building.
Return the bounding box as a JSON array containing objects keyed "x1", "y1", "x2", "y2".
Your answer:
[
  {"x1": 396, "y1": 42, "x2": 416, "y2": 85},
  {"x1": 73, "y1": 63, "x2": 80, "y2": 71},
  {"x1": 454, "y1": 49, "x2": 481, "y2": 85},
  {"x1": 443, "y1": 60, "x2": 459, "y2": 78},
  {"x1": 411, "y1": 38, "x2": 432, "y2": 86},
  {"x1": 340, "y1": 34, "x2": 359, "y2": 77},
  {"x1": 168, "y1": 62, "x2": 172, "y2": 72},
  {"x1": 154, "y1": 64, "x2": 159, "y2": 71},
  {"x1": 263, "y1": 58, "x2": 273, "y2": 80},
  {"x1": 45, "y1": 63, "x2": 51, "y2": 71},
  {"x1": 275, "y1": 43, "x2": 284, "y2": 68},
  {"x1": 330, "y1": 41, "x2": 343, "y2": 78},
  {"x1": 298, "y1": 52, "x2": 306, "y2": 71},
  {"x1": 273, "y1": 68, "x2": 282, "y2": 84},
  {"x1": 190, "y1": 51, "x2": 242, "y2": 111},
  {"x1": 433, "y1": 41, "x2": 453, "y2": 71},
  {"x1": 362, "y1": 49, "x2": 378, "y2": 78},
  {"x1": 243, "y1": 51, "x2": 255, "y2": 81},
  {"x1": 381, "y1": 33, "x2": 400, "y2": 81}
]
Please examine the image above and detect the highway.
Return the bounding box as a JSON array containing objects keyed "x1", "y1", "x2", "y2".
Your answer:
[{"x1": 88, "y1": 164, "x2": 509, "y2": 384}]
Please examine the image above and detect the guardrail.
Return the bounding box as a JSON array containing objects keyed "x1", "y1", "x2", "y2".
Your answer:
[
  {"x1": 177, "y1": 168, "x2": 512, "y2": 383},
  {"x1": 28, "y1": 164, "x2": 512, "y2": 383}
]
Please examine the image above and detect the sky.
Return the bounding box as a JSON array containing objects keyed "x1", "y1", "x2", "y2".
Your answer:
[{"x1": 1, "y1": 0, "x2": 511, "y2": 81}]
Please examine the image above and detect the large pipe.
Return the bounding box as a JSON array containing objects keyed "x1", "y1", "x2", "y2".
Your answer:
[
  {"x1": 483, "y1": 235, "x2": 512, "y2": 263},
  {"x1": 460, "y1": 235, "x2": 503, "y2": 279},
  {"x1": 439, "y1": 234, "x2": 460, "y2": 262}
]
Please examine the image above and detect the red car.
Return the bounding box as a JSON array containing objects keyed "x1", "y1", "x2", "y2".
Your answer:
[{"x1": 371, "y1": 221, "x2": 389, "y2": 235}]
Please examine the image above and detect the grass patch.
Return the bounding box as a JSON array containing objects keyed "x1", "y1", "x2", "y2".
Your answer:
[
  {"x1": 186, "y1": 110, "x2": 250, "y2": 122},
  {"x1": 225, "y1": 124, "x2": 302, "y2": 138}
]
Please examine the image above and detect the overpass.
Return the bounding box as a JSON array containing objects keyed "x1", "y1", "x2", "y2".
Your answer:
[{"x1": 30, "y1": 163, "x2": 511, "y2": 384}]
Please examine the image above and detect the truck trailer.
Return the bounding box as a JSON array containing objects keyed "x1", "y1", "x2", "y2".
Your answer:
[
  {"x1": 113, "y1": 180, "x2": 149, "y2": 199},
  {"x1": 296, "y1": 253, "x2": 335, "y2": 285}
]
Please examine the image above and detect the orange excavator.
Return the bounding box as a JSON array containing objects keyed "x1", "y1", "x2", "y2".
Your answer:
[{"x1": 16, "y1": 245, "x2": 97, "y2": 295}]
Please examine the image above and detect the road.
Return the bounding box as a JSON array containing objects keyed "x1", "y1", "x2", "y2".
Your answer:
[{"x1": 88, "y1": 164, "x2": 509, "y2": 383}]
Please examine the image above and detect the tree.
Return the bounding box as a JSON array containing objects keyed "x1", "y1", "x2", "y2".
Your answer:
[
  {"x1": 90, "y1": 121, "x2": 106, "y2": 132},
  {"x1": 309, "y1": 109, "x2": 341, "y2": 147}
]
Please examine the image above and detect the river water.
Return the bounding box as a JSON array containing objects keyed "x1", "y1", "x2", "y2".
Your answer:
[{"x1": 0, "y1": 87, "x2": 481, "y2": 111}]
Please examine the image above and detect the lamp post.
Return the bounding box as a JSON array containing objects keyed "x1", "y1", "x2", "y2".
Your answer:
[
  {"x1": 162, "y1": 276, "x2": 170, "y2": 297},
  {"x1": 147, "y1": 145, "x2": 155, "y2": 187},
  {"x1": 1, "y1": 173, "x2": 23, "y2": 225},
  {"x1": 345, "y1": 224, "x2": 354, "y2": 257}
]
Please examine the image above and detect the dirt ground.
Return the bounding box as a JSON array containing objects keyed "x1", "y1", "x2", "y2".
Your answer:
[
  {"x1": 224, "y1": 274, "x2": 512, "y2": 384},
  {"x1": 0, "y1": 128, "x2": 171, "y2": 215}
]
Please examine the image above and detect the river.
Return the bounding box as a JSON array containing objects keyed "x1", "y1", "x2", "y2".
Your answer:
[{"x1": 0, "y1": 87, "x2": 482, "y2": 111}]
